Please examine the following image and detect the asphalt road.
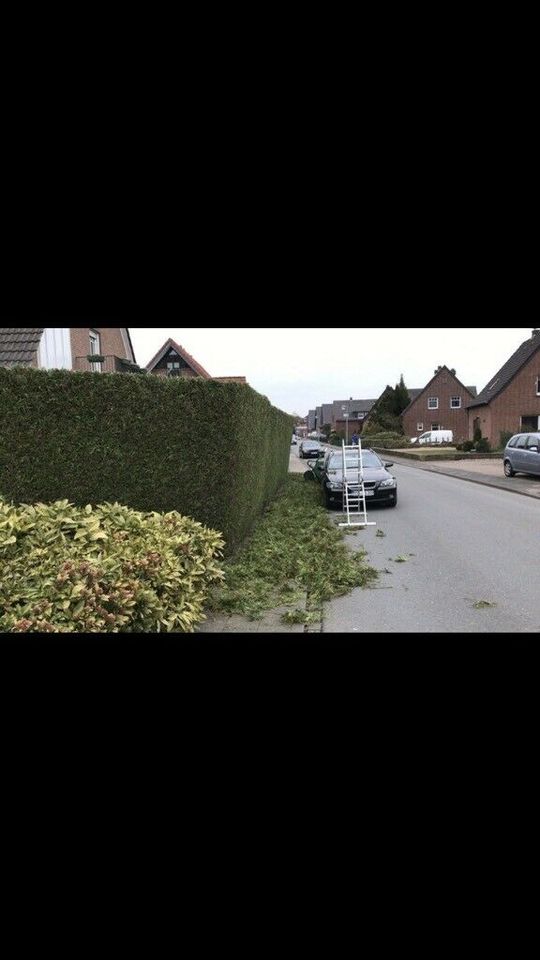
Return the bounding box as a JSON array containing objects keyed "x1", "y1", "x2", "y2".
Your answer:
[{"x1": 322, "y1": 461, "x2": 540, "y2": 633}]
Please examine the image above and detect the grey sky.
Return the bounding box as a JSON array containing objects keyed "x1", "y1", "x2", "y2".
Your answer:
[{"x1": 129, "y1": 327, "x2": 536, "y2": 417}]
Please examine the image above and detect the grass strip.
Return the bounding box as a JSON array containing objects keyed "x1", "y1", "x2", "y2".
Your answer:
[{"x1": 206, "y1": 475, "x2": 378, "y2": 620}]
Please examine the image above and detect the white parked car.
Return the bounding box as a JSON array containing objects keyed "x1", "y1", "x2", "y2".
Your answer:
[{"x1": 411, "y1": 429, "x2": 453, "y2": 445}]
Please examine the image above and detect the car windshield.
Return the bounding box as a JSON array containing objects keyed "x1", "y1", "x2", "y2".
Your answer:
[{"x1": 328, "y1": 451, "x2": 381, "y2": 469}]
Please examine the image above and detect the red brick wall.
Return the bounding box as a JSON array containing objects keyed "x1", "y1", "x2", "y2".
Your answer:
[
  {"x1": 469, "y1": 346, "x2": 540, "y2": 444},
  {"x1": 468, "y1": 407, "x2": 492, "y2": 442},
  {"x1": 402, "y1": 369, "x2": 475, "y2": 442},
  {"x1": 70, "y1": 328, "x2": 131, "y2": 363}
]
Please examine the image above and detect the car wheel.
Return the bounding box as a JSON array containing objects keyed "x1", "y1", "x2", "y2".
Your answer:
[{"x1": 504, "y1": 460, "x2": 515, "y2": 477}]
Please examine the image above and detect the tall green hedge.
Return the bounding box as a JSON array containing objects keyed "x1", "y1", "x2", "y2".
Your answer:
[{"x1": 0, "y1": 368, "x2": 293, "y2": 554}]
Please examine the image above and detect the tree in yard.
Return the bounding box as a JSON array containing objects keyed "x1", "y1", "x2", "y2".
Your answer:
[
  {"x1": 392, "y1": 374, "x2": 410, "y2": 417},
  {"x1": 364, "y1": 375, "x2": 410, "y2": 435}
]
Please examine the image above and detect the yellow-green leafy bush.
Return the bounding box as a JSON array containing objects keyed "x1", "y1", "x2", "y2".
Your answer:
[{"x1": 0, "y1": 498, "x2": 224, "y2": 633}]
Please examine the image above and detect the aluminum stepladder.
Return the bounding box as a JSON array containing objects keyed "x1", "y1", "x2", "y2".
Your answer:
[{"x1": 338, "y1": 438, "x2": 376, "y2": 528}]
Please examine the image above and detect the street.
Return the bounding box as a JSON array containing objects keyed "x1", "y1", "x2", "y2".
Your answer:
[{"x1": 322, "y1": 460, "x2": 540, "y2": 633}]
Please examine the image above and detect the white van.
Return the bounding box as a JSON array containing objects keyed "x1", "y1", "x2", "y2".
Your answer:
[{"x1": 411, "y1": 429, "x2": 453, "y2": 445}]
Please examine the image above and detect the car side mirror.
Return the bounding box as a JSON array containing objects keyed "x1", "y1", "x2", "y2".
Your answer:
[{"x1": 384, "y1": 461, "x2": 394, "y2": 468}]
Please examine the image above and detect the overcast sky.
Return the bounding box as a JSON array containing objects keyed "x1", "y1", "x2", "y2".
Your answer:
[{"x1": 129, "y1": 327, "x2": 536, "y2": 417}]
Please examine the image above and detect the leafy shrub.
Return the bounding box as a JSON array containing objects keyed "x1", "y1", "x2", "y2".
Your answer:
[
  {"x1": 499, "y1": 431, "x2": 514, "y2": 450},
  {"x1": 366, "y1": 432, "x2": 412, "y2": 449},
  {"x1": 475, "y1": 438, "x2": 491, "y2": 452},
  {"x1": 0, "y1": 368, "x2": 293, "y2": 554},
  {"x1": 0, "y1": 497, "x2": 224, "y2": 633},
  {"x1": 362, "y1": 417, "x2": 403, "y2": 437}
]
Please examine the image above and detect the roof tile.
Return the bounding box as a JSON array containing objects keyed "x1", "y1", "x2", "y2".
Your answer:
[{"x1": 0, "y1": 328, "x2": 44, "y2": 366}]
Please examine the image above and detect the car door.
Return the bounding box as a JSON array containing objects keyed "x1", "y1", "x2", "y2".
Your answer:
[
  {"x1": 523, "y1": 435, "x2": 540, "y2": 476},
  {"x1": 512, "y1": 434, "x2": 528, "y2": 471}
]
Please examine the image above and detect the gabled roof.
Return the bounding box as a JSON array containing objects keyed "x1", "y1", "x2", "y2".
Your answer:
[
  {"x1": 332, "y1": 398, "x2": 377, "y2": 417},
  {"x1": 467, "y1": 331, "x2": 540, "y2": 408},
  {"x1": 145, "y1": 337, "x2": 211, "y2": 378},
  {"x1": 0, "y1": 328, "x2": 44, "y2": 366},
  {"x1": 401, "y1": 367, "x2": 477, "y2": 415}
]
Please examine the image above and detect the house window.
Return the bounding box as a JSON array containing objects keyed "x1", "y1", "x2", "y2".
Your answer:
[
  {"x1": 536, "y1": 377, "x2": 540, "y2": 396},
  {"x1": 417, "y1": 423, "x2": 423, "y2": 431},
  {"x1": 521, "y1": 415, "x2": 540, "y2": 431},
  {"x1": 431, "y1": 423, "x2": 440, "y2": 431},
  {"x1": 88, "y1": 330, "x2": 102, "y2": 371},
  {"x1": 450, "y1": 397, "x2": 461, "y2": 408},
  {"x1": 428, "y1": 397, "x2": 438, "y2": 409}
]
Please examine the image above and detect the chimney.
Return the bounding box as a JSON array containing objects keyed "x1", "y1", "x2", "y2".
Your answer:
[{"x1": 532, "y1": 329, "x2": 540, "y2": 338}]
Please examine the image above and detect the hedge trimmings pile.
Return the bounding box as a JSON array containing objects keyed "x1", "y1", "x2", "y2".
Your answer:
[{"x1": 0, "y1": 497, "x2": 224, "y2": 633}]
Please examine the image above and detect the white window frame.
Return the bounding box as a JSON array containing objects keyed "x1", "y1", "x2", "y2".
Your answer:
[
  {"x1": 536, "y1": 377, "x2": 540, "y2": 396},
  {"x1": 417, "y1": 423, "x2": 424, "y2": 432},
  {"x1": 428, "y1": 397, "x2": 439, "y2": 410},
  {"x1": 450, "y1": 396, "x2": 461, "y2": 408},
  {"x1": 88, "y1": 330, "x2": 102, "y2": 372}
]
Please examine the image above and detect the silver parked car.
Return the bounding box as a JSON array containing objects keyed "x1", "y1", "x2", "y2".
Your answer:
[{"x1": 503, "y1": 432, "x2": 540, "y2": 477}]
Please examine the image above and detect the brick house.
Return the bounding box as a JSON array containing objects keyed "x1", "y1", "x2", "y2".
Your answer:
[
  {"x1": 466, "y1": 328, "x2": 540, "y2": 445},
  {"x1": 146, "y1": 337, "x2": 246, "y2": 383},
  {"x1": 401, "y1": 366, "x2": 477, "y2": 441},
  {"x1": 0, "y1": 326, "x2": 138, "y2": 373}
]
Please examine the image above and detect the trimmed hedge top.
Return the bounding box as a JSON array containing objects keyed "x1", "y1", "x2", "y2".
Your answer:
[{"x1": 0, "y1": 367, "x2": 293, "y2": 554}]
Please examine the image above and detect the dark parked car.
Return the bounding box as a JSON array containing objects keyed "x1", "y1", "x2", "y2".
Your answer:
[
  {"x1": 299, "y1": 440, "x2": 324, "y2": 459},
  {"x1": 503, "y1": 432, "x2": 540, "y2": 477},
  {"x1": 307, "y1": 448, "x2": 397, "y2": 508}
]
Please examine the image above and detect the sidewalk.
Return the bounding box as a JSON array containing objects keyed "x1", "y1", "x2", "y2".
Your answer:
[
  {"x1": 386, "y1": 454, "x2": 540, "y2": 500},
  {"x1": 196, "y1": 446, "x2": 313, "y2": 633}
]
